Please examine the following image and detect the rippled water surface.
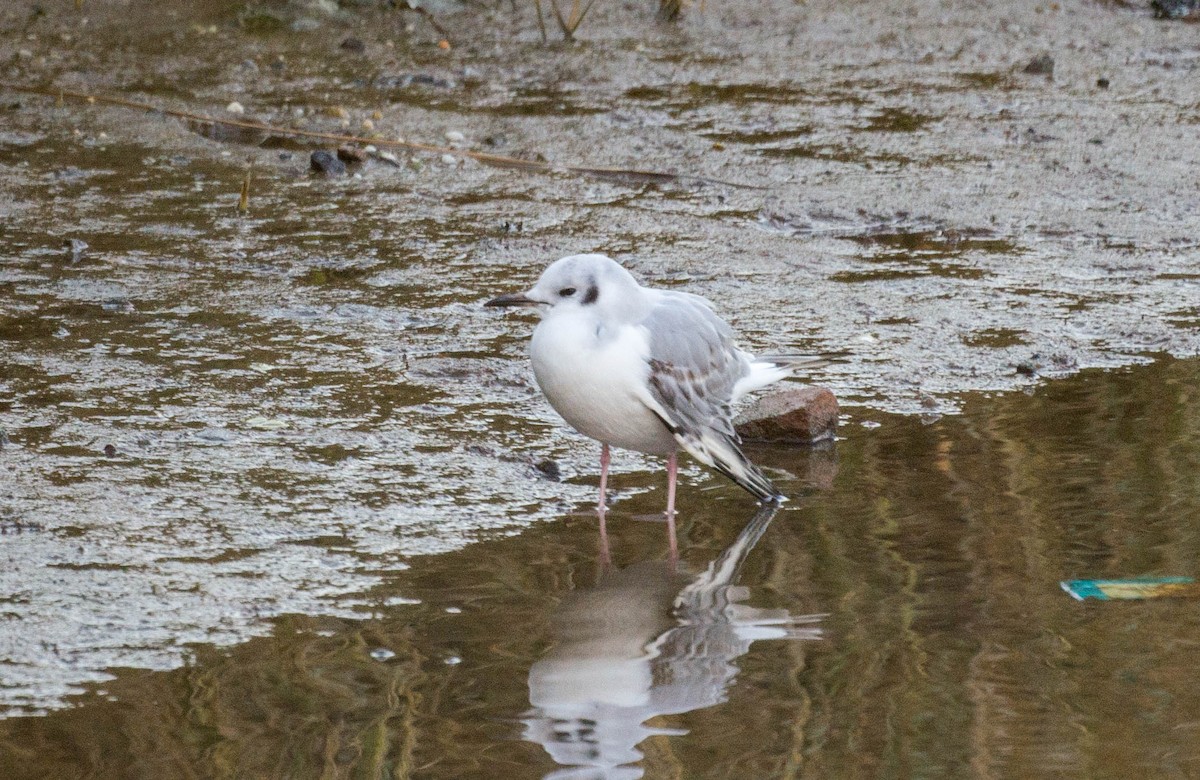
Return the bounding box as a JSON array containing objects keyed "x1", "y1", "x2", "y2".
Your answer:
[
  {"x1": 4, "y1": 358, "x2": 1200, "y2": 779},
  {"x1": 2, "y1": 0, "x2": 1199, "y2": 776}
]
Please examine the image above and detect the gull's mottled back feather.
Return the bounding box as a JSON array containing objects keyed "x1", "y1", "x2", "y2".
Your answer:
[{"x1": 638, "y1": 293, "x2": 783, "y2": 502}]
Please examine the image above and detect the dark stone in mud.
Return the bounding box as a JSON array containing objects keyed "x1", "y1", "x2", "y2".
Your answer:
[
  {"x1": 102, "y1": 298, "x2": 135, "y2": 314},
  {"x1": 735, "y1": 386, "x2": 839, "y2": 444},
  {"x1": 103, "y1": 444, "x2": 117, "y2": 458},
  {"x1": 1152, "y1": 0, "x2": 1200, "y2": 18},
  {"x1": 340, "y1": 36, "x2": 366, "y2": 54},
  {"x1": 1023, "y1": 53, "x2": 1055, "y2": 76},
  {"x1": 533, "y1": 459, "x2": 561, "y2": 481},
  {"x1": 1023, "y1": 127, "x2": 1058, "y2": 143},
  {"x1": 310, "y1": 150, "x2": 346, "y2": 176},
  {"x1": 336, "y1": 146, "x2": 368, "y2": 164},
  {"x1": 1015, "y1": 352, "x2": 1078, "y2": 376},
  {"x1": 1097, "y1": 77, "x2": 1111, "y2": 89}
]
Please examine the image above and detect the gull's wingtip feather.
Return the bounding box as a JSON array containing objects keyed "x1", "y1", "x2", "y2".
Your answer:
[{"x1": 680, "y1": 429, "x2": 783, "y2": 503}]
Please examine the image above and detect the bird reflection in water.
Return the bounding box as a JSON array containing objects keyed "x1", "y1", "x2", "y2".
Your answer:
[{"x1": 523, "y1": 504, "x2": 825, "y2": 779}]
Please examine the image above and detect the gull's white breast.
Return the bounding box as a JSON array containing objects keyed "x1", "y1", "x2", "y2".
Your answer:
[{"x1": 531, "y1": 315, "x2": 677, "y2": 455}]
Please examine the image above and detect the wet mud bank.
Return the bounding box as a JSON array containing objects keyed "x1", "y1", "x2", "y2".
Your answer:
[{"x1": 0, "y1": 0, "x2": 1198, "y2": 757}]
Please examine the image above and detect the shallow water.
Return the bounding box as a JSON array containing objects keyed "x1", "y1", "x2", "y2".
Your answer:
[
  {"x1": 2, "y1": 0, "x2": 1200, "y2": 776},
  {"x1": 4, "y1": 358, "x2": 1200, "y2": 779}
]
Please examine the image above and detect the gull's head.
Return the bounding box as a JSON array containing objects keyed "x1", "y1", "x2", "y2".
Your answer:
[{"x1": 485, "y1": 253, "x2": 644, "y2": 319}]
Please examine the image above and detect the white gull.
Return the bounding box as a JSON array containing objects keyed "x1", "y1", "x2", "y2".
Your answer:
[{"x1": 487, "y1": 254, "x2": 812, "y2": 549}]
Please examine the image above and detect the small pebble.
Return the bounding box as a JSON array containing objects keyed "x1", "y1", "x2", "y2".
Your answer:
[
  {"x1": 370, "y1": 648, "x2": 395, "y2": 662},
  {"x1": 1096, "y1": 77, "x2": 1110, "y2": 89},
  {"x1": 244, "y1": 416, "x2": 290, "y2": 430},
  {"x1": 195, "y1": 428, "x2": 234, "y2": 443},
  {"x1": 444, "y1": 130, "x2": 465, "y2": 143},
  {"x1": 441, "y1": 153, "x2": 457, "y2": 165},
  {"x1": 1023, "y1": 53, "x2": 1054, "y2": 76},
  {"x1": 101, "y1": 298, "x2": 135, "y2": 313},
  {"x1": 533, "y1": 459, "x2": 561, "y2": 481},
  {"x1": 310, "y1": 150, "x2": 347, "y2": 176},
  {"x1": 336, "y1": 146, "x2": 368, "y2": 164},
  {"x1": 340, "y1": 36, "x2": 366, "y2": 53},
  {"x1": 226, "y1": 101, "x2": 245, "y2": 115},
  {"x1": 103, "y1": 444, "x2": 117, "y2": 457},
  {"x1": 1015, "y1": 358, "x2": 1039, "y2": 376}
]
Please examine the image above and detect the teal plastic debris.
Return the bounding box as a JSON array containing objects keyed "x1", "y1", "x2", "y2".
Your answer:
[{"x1": 1061, "y1": 577, "x2": 1197, "y2": 601}]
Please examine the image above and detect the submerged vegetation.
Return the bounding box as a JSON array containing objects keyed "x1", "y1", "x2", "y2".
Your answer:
[
  {"x1": 533, "y1": 0, "x2": 598, "y2": 41},
  {"x1": 530, "y1": 0, "x2": 692, "y2": 40}
]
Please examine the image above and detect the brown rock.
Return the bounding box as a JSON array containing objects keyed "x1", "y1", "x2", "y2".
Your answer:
[
  {"x1": 336, "y1": 146, "x2": 369, "y2": 164},
  {"x1": 735, "y1": 386, "x2": 839, "y2": 444}
]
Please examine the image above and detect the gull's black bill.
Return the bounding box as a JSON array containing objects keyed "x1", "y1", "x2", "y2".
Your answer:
[{"x1": 485, "y1": 293, "x2": 540, "y2": 308}]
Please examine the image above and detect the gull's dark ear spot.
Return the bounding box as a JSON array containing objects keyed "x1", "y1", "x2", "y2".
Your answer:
[{"x1": 582, "y1": 284, "x2": 599, "y2": 305}]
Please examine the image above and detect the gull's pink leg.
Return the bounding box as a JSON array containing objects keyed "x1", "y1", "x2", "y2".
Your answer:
[
  {"x1": 598, "y1": 443, "x2": 610, "y2": 511},
  {"x1": 597, "y1": 443, "x2": 611, "y2": 566},
  {"x1": 597, "y1": 502, "x2": 612, "y2": 568},
  {"x1": 666, "y1": 451, "x2": 678, "y2": 563}
]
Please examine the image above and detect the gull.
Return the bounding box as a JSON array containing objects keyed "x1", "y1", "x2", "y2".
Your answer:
[{"x1": 486, "y1": 254, "x2": 808, "y2": 550}]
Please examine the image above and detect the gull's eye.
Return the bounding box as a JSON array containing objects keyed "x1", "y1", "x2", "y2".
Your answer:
[{"x1": 558, "y1": 287, "x2": 577, "y2": 297}]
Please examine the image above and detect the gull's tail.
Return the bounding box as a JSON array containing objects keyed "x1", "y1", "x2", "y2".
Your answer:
[{"x1": 732, "y1": 351, "x2": 848, "y2": 401}]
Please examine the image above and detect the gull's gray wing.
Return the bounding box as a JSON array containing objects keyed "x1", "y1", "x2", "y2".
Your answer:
[{"x1": 635, "y1": 293, "x2": 782, "y2": 502}]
